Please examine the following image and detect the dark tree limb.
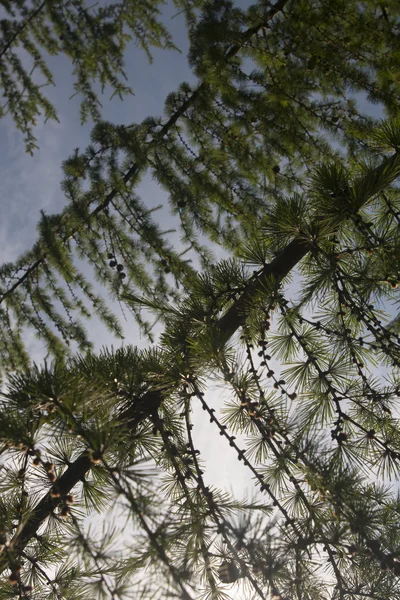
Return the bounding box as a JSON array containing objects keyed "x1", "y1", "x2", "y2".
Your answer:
[
  {"x1": 0, "y1": 454, "x2": 91, "y2": 573},
  {"x1": 217, "y1": 151, "x2": 400, "y2": 341}
]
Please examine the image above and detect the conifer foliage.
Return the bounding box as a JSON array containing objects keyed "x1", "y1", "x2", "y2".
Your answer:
[
  {"x1": 1, "y1": 1, "x2": 400, "y2": 599},
  {"x1": 0, "y1": 0, "x2": 195, "y2": 153}
]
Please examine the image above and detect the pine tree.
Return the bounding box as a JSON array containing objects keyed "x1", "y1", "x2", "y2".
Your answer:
[{"x1": 1, "y1": 1, "x2": 400, "y2": 599}]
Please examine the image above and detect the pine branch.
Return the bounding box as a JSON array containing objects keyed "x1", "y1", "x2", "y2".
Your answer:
[
  {"x1": 0, "y1": 1, "x2": 47, "y2": 60},
  {"x1": 217, "y1": 151, "x2": 400, "y2": 341},
  {"x1": 0, "y1": 0, "x2": 289, "y2": 308},
  {"x1": 0, "y1": 454, "x2": 91, "y2": 574}
]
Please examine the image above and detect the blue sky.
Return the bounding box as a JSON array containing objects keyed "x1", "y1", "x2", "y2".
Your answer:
[{"x1": 0, "y1": 2, "x2": 193, "y2": 255}]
